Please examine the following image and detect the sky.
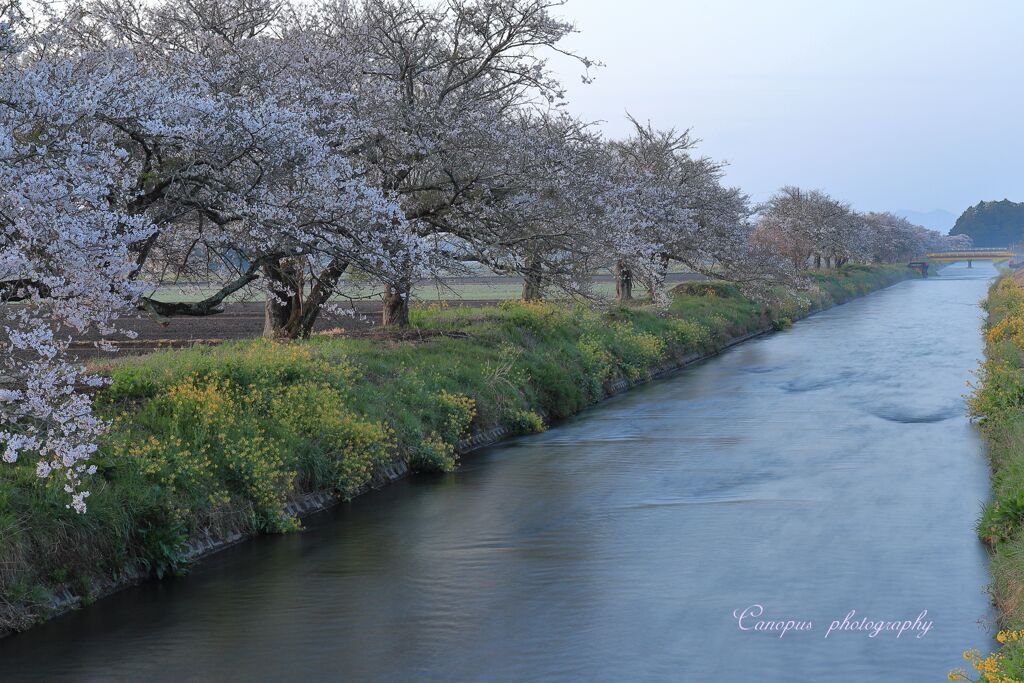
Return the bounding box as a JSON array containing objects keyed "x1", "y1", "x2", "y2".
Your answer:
[{"x1": 548, "y1": 0, "x2": 1024, "y2": 218}]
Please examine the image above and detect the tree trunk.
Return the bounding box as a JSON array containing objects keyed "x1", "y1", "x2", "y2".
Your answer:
[
  {"x1": 382, "y1": 280, "x2": 411, "y2": 327},
  {"x1": 814, "y1": 254, "x2": 822, "y2": 269},
  {"x1": 139, "y1": 254, "x2": 276, "y2": 319},
  {"x1": 521, "y1": 255, "x2": 544, "y2": 301},
  {"x1": 291, "y1": 258, "x2": 350, "y2": 338},
  {"x1": 262, "y1": 258, "x2": 351, "y2": 339},
  {"x1": 646, "y1": 253, "x2": 670, "y2": 301},
  {"x1": 614, "y1": 260, "x2": 633, "y2": 302},
  {"x1": 262, "y1": 259, "x2": 304, "y2": 338}
]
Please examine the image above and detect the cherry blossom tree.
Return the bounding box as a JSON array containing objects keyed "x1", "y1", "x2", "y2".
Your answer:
[
  {"x1": 0, "y1": 0, "x2": 414, "y2": 510},
  {"x1": 50, "y1": 0, "x2": 421, "y2": 338},
  {"x1": 0, "y1": 5, "x2": 155, "y2": 511},
  {"x1": 755, "y1": 190, "x2": 970, "y2": 270},
  {"x1": 308, "y1": 0, "x2": 595, "y2": 324},
  {"x1": 440, "y1": 111, "x2": 610, "y2": 301},
  {"x1": 753, "y1": 187, "x2": 854, "y2": 269},
  {"x1": 860, "y1": 212, "x2": 929, "y2": 263},
  {"x1": 602, "y1": 117, "x2": 790, "y2": 305}
]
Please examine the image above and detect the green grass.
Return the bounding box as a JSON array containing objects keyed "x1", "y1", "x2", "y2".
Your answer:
[
  {"x1": 957, "y1": 272, "x2": 1024, "y2": 678},
  {"x1": 0, "y1": 264, "x2": 914, "y2": 633},
  {"x1": 970, "y1": 274, "x2": 1024, "y2": 628}
]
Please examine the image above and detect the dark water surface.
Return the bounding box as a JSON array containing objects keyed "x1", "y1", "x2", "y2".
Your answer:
[{"x1": 0, "y1": 263, "x2": 997, "y2": 682}]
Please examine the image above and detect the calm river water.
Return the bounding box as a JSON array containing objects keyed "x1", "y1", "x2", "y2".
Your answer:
[{"x1": 0, "y1": 262, "x2": 998, "y2": 681}]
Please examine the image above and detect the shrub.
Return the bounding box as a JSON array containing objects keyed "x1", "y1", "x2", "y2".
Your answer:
[
  {"x1": 509, "y1": 410, "x2": 546, "y2": 435},
  {"x1": 950, "y1": 632, "x2": 1024, "y2": 681},
  {"x1": 666, "y1": 318, "x2": 713, "y2": 351},
  {"x1": 119, "y1": 377, "x2": 297, "y2": 532},
  {"x1": 433, "y1": 390, "x2": 477, "y2": 444},
  {"x1": 271, "y1": 382, "x2": 393, "y2": 498},
  {"x1": 411, "y1": 433, "x2": 459, "y2": 472}
]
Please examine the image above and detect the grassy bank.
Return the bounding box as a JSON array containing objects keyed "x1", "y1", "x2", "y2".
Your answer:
[
  {"x1": 951, "y1": 273, "x2": 1024, "y2": 681},
  {"x1": 972, "y1": 273, "x2": 1024, "y2": 629},
  {"x1": 0, "y1": 264, "x2": 913, "y2": 634}
]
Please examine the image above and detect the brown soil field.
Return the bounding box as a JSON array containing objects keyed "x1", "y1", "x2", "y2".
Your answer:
[
  {"x1": 71, "y1": 273, "x2": 705, "y2": 359},
  {"x1": 72, "y1": 300, "x2": 417, "y2": 359}
]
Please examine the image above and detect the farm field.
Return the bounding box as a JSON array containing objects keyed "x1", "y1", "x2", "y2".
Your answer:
[{"x1": 74, "y1": 273, "x2": 706, "y2": 356}]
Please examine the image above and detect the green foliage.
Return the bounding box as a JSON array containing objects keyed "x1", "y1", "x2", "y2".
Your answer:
[
  {"x1": 409, "y1": 391, "x2": 477, "y2": 472},
  {"x1": 970, "y1": 274, "x2": 1024, "y2": 630},
  {"x1": 410, "y1": 434, "x2": 460, "y2": 472},
  {"x1": 668, "y1": 280, "x2": 762, "y2": 343},
  {"x1": 137, "y1": 522, "x2": 188, "y2": 580},
  {"x1": 981, "y1": 488, "x2": 1024, "y2": 547},
  {"x1": 509, "y1": 410, "x2": 546, "y2": 435},
  {"x1": 951, "y1": 631, "x2": 1024, "y2": 681},
  {"x1": 951, "y1": 199, "x2": 1024, "y2": 248}
]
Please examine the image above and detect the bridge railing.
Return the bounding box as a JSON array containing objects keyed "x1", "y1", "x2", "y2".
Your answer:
[
  {"x1": 925, "y1": 251, "x2": 1013, "y2": 259},
  {"x1": 930, "y1": 247, "x2": 1009, "y2": 252}
]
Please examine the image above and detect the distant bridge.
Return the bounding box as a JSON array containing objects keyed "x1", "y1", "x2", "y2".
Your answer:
[
  {"x1": 907, "y1": 248, "x2": 1014, "y2": 276},
  {"x1": 926, "y1": 248, "x2": 1013, "y2": 265}
]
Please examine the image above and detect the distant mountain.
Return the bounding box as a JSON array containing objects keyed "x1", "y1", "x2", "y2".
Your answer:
[
  {"x1": 894, "y1": 208, "x2": 957, "y2": 232},
  {"x1": 950, "y1": 199, "x2": 1024, "y2": 247}
]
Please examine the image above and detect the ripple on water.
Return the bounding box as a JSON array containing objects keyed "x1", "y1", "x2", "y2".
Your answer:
[
  {"x1": 780, "y1": 369, "x2": 859, "y2": 393},
  {"x1": 865, "y1": 403, "x2": 964, "y2": 424},
  {"x1": 740, "y1": 364, "x2": 783, "y2": 374}
]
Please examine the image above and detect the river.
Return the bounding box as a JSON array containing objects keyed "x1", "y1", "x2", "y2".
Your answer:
[{"x1": 0, "y1": 262, "x2": 998, "y2": 681}]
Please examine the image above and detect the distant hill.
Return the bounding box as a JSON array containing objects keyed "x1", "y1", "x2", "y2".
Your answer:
[
  {"x1": 950, "y1": 200, "x2": 1024, "y2": 247},
  {"x1": 895, "y1": 209, "x2": 956, "y2": 232}
]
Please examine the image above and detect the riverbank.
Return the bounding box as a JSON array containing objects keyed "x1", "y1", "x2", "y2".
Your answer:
[
  {"x1": 0, "y1": 264, "x2": 915, "y2": 635},
  {"x1": 952, "y1": 272, "x2": 1024, "y2": 681},
  {"x1": 972, "y1": 272, "x2": 1024, "y2": 626}
]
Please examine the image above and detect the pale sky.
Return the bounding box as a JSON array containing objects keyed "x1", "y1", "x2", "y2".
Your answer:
[{"x1": 549, "y1": 0, "x2": 1024, "y2": 216}]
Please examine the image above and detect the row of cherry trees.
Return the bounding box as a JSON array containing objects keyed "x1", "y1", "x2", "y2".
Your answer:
[
  {"x1": 29, "y1": 0, "x2": 796, "y2": 329},
  {"x1": 753, "y1": 186, "x2": 971, "y2": 270},
  {"x1": 0, "y1": 0, "x2": 968, "y2": 509}
]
